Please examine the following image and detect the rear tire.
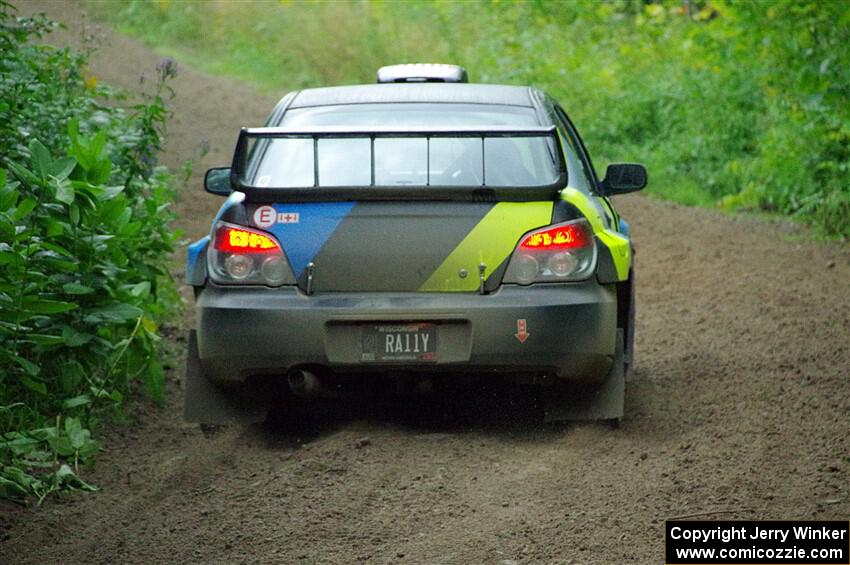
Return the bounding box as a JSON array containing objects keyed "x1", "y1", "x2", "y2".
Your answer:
[
  {"x1": 199, "y1": 423, "x2": 223, "y2": 438},
  {"x1": 621, "y1": 269, "x2": 636, "y2": 380}
]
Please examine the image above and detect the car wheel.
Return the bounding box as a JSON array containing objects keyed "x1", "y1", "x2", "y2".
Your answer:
[
  {"x1": 199, "y1": 423, "x2": 223, "y2": 438},
  {"x1": 622, "y1": 269, "x2": 636, "y2": 381}
]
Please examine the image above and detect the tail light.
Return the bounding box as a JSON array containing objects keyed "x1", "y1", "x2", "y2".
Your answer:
[
  {"x1": 503, "y1": 219, "x2": 596, "y2": 285},
  {"x1": 207, "y1": 222, "x2": 295, "y2": 286}
]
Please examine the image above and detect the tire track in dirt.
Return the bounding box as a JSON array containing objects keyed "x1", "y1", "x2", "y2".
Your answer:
[{"x1": 3, "y1": 2, "x2": 849, "y2": 564}]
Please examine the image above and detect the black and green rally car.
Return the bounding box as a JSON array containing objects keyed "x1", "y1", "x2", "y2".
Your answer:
[{"x1": 185, "y1": 64, "x2": 646, "y2": 425}]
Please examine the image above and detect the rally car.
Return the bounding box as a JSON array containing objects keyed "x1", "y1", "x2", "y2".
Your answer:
[{"x1": 185, "y1": 64, "x2": 646, "y2": 425}]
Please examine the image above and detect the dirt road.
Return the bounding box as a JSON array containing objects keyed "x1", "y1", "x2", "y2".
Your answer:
[{"x1": 3, "y1": 2, "x2": 849, "y2": 564}]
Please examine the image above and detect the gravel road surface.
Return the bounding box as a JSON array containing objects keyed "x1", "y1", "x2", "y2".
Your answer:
[{"x1": 2, "y1": 2, "x2": 848, "y2": 564}]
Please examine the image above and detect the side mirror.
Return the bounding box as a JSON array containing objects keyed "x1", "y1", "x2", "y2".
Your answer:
[
  {"x1": 204, "y1": 167, "x2": 232, "y2": 196},
  {"x1": 600, "y1": 163, "x2": 647, "y2": 195}
]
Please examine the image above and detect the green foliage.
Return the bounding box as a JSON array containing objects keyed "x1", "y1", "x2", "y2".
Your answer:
[
  {"x1": 1, "y1": 415, "x2": 98, "y2": 504},
  {"x1": 92, "y1": 0, "x2": 849, "y2": 237},
  {"x1": 0, "y1": 2, "x2": 178, "y2": 503}
]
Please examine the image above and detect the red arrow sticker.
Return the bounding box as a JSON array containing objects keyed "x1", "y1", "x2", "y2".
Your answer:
[{"x1": 515, "y1": 319, "x2": 530, "y2": 343}]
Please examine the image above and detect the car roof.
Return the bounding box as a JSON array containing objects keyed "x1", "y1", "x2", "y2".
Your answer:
[{"x1": 288, "y1": 83, "x2": 538, "y2": 109}]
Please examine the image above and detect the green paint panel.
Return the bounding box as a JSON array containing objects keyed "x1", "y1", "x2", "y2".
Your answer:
[
  {"x1": 420, "y1": 202, "x2": 554, "y2": 291},
  {"x1": 559, "y1": 188, "x2": 631, "y2": 281}
]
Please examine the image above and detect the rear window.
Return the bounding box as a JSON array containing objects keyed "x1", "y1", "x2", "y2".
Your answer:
[{"x1": 249, "y1": 104, "x2": 560, "y2": 188}]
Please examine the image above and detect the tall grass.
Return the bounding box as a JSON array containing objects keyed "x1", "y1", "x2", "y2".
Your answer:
[{"x1": 90, "y1": 0, "x2": 849, "y2": 237}]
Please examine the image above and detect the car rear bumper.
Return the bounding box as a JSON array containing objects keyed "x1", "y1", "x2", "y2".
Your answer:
[{"x1": 195, "y1": 282, "x2": 617, "y2": 384}]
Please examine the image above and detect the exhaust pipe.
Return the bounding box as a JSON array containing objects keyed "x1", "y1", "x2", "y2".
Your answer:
[{"x1": 287, "y1": 369, "x2": 320, "y2": 398}]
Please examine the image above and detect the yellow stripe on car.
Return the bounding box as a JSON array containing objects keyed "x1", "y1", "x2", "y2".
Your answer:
[
  {"x1": 560, "y1": 188, "x2": 631, "y2": 281},
  {"x1": 419, "y1": 202, "x2": 554, "y2": 291}
]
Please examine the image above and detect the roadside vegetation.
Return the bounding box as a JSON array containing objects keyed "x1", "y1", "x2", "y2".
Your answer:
[
  {"x1": 92, "y1": 0, "x2": 849, "y2": 238},
  {"x1": 0, "y1": 3, "x2": 178, "y2": 502}
]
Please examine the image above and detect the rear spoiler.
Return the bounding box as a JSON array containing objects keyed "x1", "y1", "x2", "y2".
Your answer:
[{"x1": 229, "y1": 126, "x2": 567, "y2": 203}]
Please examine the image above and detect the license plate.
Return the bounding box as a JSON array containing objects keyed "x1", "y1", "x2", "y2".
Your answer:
[{"x1": 361, "y1": 323, "x2": 437, "y2": 362}]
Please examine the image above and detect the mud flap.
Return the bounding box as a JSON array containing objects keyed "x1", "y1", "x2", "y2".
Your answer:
[
  {"x1": 184, "y1": 330, "x2": 267, "y2": 425},
  {"x1": 543, "y1": 330, "x2": 625, "y2": 423}
]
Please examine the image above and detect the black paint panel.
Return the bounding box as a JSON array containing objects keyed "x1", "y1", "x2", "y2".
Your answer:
[{"x1": 305, "y1": 202, "x2": 493, "y2": 291}]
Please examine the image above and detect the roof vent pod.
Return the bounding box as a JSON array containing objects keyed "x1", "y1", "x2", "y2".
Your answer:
[{"x1": 376, "y1": 64, "x2": 469, "y2": 84}]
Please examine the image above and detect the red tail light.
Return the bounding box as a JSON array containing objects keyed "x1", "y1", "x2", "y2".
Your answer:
[
  {"x1": 504, "y1": 219, "x2": 596, "y2": 285},
  {"x1": 214, "y1": 225, "x2": 280, "y2": 254},
  {"x1": 208, "y1": 222, "x2": 295, "y2": 287},
  {"x1": 519, "y1": 222, "x2": 590, "y2": 251}
]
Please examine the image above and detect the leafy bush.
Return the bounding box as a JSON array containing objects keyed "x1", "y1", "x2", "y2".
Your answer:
[
  {"x1": 0, "y1": 3, "x2": 178, "y2": 502},
  {"x1": 93, "y1": 0, "x2": 849, "y2": 238}
]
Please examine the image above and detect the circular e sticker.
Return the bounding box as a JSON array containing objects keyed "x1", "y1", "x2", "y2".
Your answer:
[{"x1": 253, "y1": 205, "x2": 276, "y2": 228}]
